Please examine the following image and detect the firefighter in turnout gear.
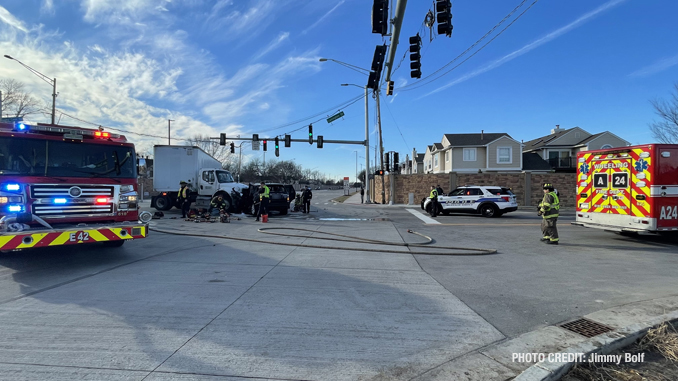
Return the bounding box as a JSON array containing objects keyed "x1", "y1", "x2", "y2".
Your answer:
[
  {"x1": 539, "y1": 183, "x2": 560, "y2": 244},
  {"x1": 209, "y1": 194, "x2": 230, "y2": 222},
  {"x1": 256, "y1": 182, "x2": 270, "y2": 222},
  {"x1": 429, "y1": 185, "x2": 439, "y2": 217},
  {"x1": 178, "y1": 181, "x2": 191, "y2": 218}
]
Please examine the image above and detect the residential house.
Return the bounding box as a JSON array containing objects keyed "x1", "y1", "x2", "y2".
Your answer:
[
  {"x1": 523, "y1": 125, "x2": 630, "y2": 171},
  {"x1": 423, "y1": 132, "x2": 523, "y2": 173}
]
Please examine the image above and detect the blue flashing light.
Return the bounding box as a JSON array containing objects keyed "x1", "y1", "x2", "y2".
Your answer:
[
  {"x1": 18, "y1": 123, "x2": 26, "y2": 130},
  {"x1": 5, "y1": 184, "x2": 20, "y2": 191},
  {"x1": 53, "y1": 198, "x2": 67, "y2": 204},
  {"x1": 8, "y1": 205, "x2": 22, "y2": 213}
]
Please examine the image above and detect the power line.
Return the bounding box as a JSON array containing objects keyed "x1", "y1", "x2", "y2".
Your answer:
[
  {"x1": 398, "y1": 0, "x2": 536, "y2": 92},
  {"x1": 382, "y1": 100, "x2": 410, "y2": 154}
]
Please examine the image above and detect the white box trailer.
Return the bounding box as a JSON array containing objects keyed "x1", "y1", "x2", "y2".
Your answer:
[
  {"x1": 153, "y1": 145, "x2": 221, "y2": 191},
  {"x1": 151, "y1": 146, "x2": 247, "y2": 212}
]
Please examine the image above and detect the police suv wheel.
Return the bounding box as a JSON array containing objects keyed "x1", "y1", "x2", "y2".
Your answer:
[{"x1": 481, "y1": 204, "x2": 499, "y2": 218}]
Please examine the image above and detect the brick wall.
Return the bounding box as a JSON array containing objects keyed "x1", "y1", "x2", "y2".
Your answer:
[{"x1": 372, "y1": 172, "x2": 576, "y2": 207}]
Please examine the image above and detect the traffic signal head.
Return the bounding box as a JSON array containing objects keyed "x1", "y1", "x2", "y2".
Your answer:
[
  {"x1": 230, "y1": 142, "x2": 235, "y2": 154},
  {"x1": 394, "y1": 152, "x2": 399, "y2": 167},
  {"x1": 275, "y1": 137, "x2": 280, "y2": 157},
  {"x1": 284, "y1": 134, "x2": 291, "y2": 147},
  {"x1": 317, "y1": 136, "x2": 323, "y2": 148},
  {"x1": 409, "y1": 35, "x2": 422, "y2": 79},
  {"x1": 367, "y1": 44, "x2": 387, "y2": 91},
  {"x1": 252, "y1": 134, "x2": 259, "y2": 142},
  {"x1": 220, "y1": 133, "x2": 226, "y2": 146},
  {"x1": 384, "y1": 152, "x2": 390, "y2": 172},
  {"x1": 371, "y1": 0, "x2": 389, "y2": 35},
  {"x1": 263, "y1": 140, "x2": 267, "y2": 151},
  {"x1": 308, "y1": 124, "x2": 313, "y2": 144},
  {"x1": 386, "y1": 81, "x2": 394, "y2": 96},
  {"x1": 375, "y1": 169, "x2": 384, "y2": 176},
  {"x1": 436, "y1": 0, "x2": 453, "y2": 36}
]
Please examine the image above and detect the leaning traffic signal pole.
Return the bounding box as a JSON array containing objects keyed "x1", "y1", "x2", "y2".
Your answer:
[
  {"x1": 375, "y1": 88, "x2": 386, "y2": 205},
  {"x1": 384, "y1": 0, "x2": 409, "y2": 84}
]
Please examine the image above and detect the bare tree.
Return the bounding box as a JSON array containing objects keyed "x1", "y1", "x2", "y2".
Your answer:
[
  {"x1": 0, "y1": 78, "x2": 43, "y2": 118},
  {"x1": 186, "y1": 134, "x2": 238, "y2": 169},
  {"x1": 650, "y1": 83, "x2": 678, "y2": 144}
]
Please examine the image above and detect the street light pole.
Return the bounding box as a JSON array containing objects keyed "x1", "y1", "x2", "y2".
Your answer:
[
  {"x1": 339, "y1": 82, "x2": 372, "y2": 203},
  {"x1": 168, "y1": 119, "x2": 174, "y2": 145},
  {"x1": 354, "y1": 150, "x2": 358, "y2": 188},
  {"x1": 4, "y1": 55, "x2": 57, "y2": 125}
]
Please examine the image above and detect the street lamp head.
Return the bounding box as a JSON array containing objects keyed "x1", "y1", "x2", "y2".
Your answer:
[
  {"x1": 4, "y1": 55, "x2": 13, "y2": 60},
  {"x1": 319, "y1": 58, "x2": 328, "y2": 62},
  {"x1": 340, "y1": 84, "x2": 349, "y2": 86}
]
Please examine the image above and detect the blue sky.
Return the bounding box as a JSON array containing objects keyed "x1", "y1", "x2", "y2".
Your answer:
[{"x1": 0, "y1": 0, "x2": 676, "y2": 181}]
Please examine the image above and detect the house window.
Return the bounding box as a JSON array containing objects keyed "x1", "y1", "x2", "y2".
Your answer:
[
  {"x1": 434, "y1": 155, "x2": 439, "y2": 167},
  {"x1": 601, "y1": 144, "x2": 613, "y2": 149},
  {"x1": 497, "y1": 147, "x2": 512, "y2": 164},
  {"x1": 548, "y1": 150, "x2": 573, "y2": 168},
  {"x1": 445, "y1": 151, "x2": 450, "y2": 162},
  {"x1": 463, "y1": 148, "x2": 476, "y2": 162}
]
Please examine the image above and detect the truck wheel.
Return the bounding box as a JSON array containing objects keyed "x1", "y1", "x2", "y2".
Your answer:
[
  {"x1": 280, "y1": 208, "x2": 288, "y2": 215},
  {"x1": 103, "y1": 240, "x2": 125, "y2": 248},
  {"x1": 154, "y1": 195, "x2": 173, "y2": 211},
  {"x1": 480, "y1": 204, "x2": 499, "y2": 218}
]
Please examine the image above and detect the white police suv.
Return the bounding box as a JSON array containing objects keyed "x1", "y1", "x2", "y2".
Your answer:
[{"x1": 422, "y1": 185, "x2": 518, "y2": 218}]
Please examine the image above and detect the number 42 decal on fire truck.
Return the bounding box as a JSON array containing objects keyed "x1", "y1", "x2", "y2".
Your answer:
[
  {"x1": 660, "y1": 206, "x2": 678, "y2": 220},
  {"x1": 69, "y1": 231, "x2": 90, "y2": 242}
]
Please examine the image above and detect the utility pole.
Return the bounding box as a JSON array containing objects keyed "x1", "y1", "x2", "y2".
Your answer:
[
  {"x1": 375, "y1": 89, "x2": 385, "y2": 204},
  {"x1": 168, "y1": 119, "x2": 174, "y2": 145},
  {"x1": 364, "y1": 86, "x2": 371, "y2": 203}
]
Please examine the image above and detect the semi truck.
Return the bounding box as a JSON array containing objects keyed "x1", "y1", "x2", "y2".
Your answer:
[
  {"x1": 0, "y1": 121, "x2": 149, "y2": 251},
  {"x1": 573, "y1": 144, "x2": 678, "y2": 236},
  {"x1": 151, "y1": 145, "x2": 247, "y2": 212}
]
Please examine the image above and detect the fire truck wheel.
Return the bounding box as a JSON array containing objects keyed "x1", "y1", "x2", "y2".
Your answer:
[{"x1": 103, "y1": 240, "x2": 125, "y2": 248}]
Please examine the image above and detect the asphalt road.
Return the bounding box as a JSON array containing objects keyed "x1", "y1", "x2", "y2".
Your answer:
[{"x1": 0, "y1": 189, "x2": 675, "y2": 380}]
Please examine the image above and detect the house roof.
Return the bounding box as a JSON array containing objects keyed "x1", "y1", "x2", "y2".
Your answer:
[
  {"x1": 522, "y1": 128, "x2": 574, "y2": 151},
  {"x1": 574, "y1": 132, "x2": 603, "y2": 146},
  {"x1": 443, "y1": 133, "x2": 512, "y2": 147},
  {"x1": 415, "y1": 153, "x2": 425, "y2": 163},
  {"x1": 433, "y1": 143, "x2": 444, "y2": 150},
  {"x1": 522, "y1": 152, "x2": 552, "y2": 171}
]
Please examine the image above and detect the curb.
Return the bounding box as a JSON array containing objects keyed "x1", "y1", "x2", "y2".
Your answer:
[
  {"x1": 411, "y1": 295, "x2": 678, "y2": 381},
  {"x1": 514, "y1": 311, "x2": 678, "y2": 381}
]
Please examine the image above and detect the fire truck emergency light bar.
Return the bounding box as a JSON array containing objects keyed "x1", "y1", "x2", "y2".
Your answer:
[{"x1": 7, "y1": 122, "x2": 122, "y2": 139}]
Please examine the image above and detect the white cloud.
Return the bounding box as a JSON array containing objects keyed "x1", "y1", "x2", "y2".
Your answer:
[
  {"x1": 629, "y1": 53, "x2": 678, "y2": 78},
  {"x1": 302, "y1": 1, "x2": 345, "y2": 35},
  {"x1": 424, "y1": 0, "x2": 627, "y2": 98},
  {"x1": 0, "y1": 6, "x2": 28, "y2": 32},
  {"x1": 41, "y1": 0, "x2": 55, "y2": 15},
  {"x1": 207, "y1": 0, "x2": 276, "y2": 38},
  {"x1": 252, "y1": 31, "x2": 290, "y2": 61}
]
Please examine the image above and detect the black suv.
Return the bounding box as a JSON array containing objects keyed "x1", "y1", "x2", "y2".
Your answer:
[{"x1": 249, "y1": 183, "x2": 291, "y2": 215}]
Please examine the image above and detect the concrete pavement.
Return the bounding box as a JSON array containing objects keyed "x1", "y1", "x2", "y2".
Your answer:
[{"x1": 0, "y1": 192, "x2": 675, "y2": 380}]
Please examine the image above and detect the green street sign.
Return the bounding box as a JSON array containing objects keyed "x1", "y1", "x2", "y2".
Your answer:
[{"x1": 326, "y1": 111, "x2": 345, "y2": 124}]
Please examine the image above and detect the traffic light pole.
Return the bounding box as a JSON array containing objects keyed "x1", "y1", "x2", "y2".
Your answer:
[
  {"x1": 375, "y1": 89, "x2": 386, "y2": 204},
  {"x1": 364, "y1": 86, "x2": 371, "y2": 203}
]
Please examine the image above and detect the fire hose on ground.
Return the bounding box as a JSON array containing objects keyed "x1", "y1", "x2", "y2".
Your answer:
[{"x1": 148, "y1": 226, "x2": 498, "y2": 256}]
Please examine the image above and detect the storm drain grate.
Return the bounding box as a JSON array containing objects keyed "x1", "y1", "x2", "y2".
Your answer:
[{"x1": 559, "y1": 318, "x2": 613, "y2": 338}]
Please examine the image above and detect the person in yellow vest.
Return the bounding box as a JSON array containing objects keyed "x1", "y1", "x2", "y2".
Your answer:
[
  {"x1": 177, "y1": 181, "x2": 191, "y2": 218},
  {"x1": 538, "y1": 183, "x2": 560, "y2": 244},
  {"x1": 256, "y1": 181, "x2": 270, "y2": 222},
  {"x1": 429, "y1": 185, "x2": 439, "y2": 217}
]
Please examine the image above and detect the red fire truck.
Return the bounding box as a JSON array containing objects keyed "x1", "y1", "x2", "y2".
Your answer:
[
  {"x1": 573, "y1": 144, "x2": 678, "y2": 235},
  {"x1": 0, "y1": 121, "x2": 149, "y2": 251}
]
